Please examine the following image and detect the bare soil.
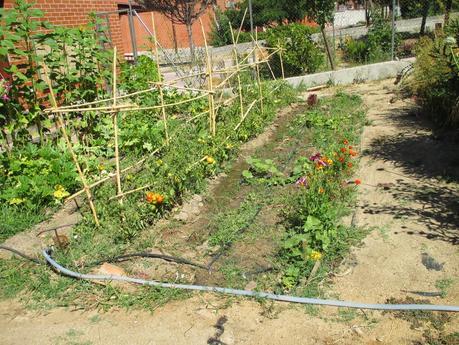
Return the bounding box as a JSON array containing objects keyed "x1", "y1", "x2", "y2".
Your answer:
[{"x1": 1, "y1": 80, "x2": 458, "y2": 345}]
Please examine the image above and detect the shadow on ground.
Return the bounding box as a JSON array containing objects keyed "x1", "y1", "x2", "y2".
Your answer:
[{"x1": 364, "y1": 106, "x2": 459, "y2": 244}]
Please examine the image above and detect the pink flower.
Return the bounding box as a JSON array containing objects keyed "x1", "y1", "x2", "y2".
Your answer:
[
  {"x1": 309, "y1": 152, "x2": 321, "y2": 162},
  {"x1": 295, "y1": 176, "x2": 308, "y2": 187}
]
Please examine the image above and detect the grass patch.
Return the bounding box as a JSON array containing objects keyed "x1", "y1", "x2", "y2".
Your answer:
[{"x1": 0, "y1": 205, "x2": 48, "y2": 242}]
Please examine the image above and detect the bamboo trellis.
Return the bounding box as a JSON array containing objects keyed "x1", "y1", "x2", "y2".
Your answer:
[{"x1": 43, "y1": 23, "x2": 285, "y2": 225}]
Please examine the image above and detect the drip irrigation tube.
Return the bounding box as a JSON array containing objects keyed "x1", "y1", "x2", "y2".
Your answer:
[
  {"x1": 0, "y1": 246, "x2": 41, "y2": 264},
  {"x1": 43, "y1": 249, "x2": 459, "y2": 312}
]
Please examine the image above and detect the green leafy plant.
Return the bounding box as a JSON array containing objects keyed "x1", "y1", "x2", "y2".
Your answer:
[
  {"x1": 404, "y1": 33, "x2": 459, "y2": 126},
  {"x1": 264, "y1": 23, "x2": 324, "y2": 78},
  {"x1": 242, "y1": 156, "x2": 284, "y2": 185}
]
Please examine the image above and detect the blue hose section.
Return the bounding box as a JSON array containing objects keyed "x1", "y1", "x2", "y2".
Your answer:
[{"x1": 43, "y1": 250, "x2": 459, "y2": 312}]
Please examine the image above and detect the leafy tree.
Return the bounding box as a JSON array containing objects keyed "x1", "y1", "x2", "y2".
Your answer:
[
  {"x1": 139, "y1": 0, "x2": 216, "y2": 62},
  {"x1": 304, "y1": 0, "x2": 336, "y2": 69},
  {"x1": 209, "y1": 9, "x2": 233, "y2": 46},
  {"x1": 264, "y1": 23, "x2": 323, "y2": 77},
  {"x1": 226, "y1": 0, "x2": 308, "y2": 29}
]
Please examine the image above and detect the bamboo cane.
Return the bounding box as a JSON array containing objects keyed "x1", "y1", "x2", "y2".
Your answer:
[
  {"x1": 42, "y1": 64, "x2": 100, "y2": 226},
  {"x1": 112, "y1": 47, "x2": 123, "y2": 204},
  {"x1": 234, "y1": 99, "x2": 257, "y2": 131},
  {"x1": 250, "y1": 36, "x2": 277, "y2": 80},
  {"x1": 151, "y1": 13, "x2": 169, "y2": 145},
  {"x1": 199, "y1": 18, "x2": 216, "y2": 136},
  {"x1": 255, "y1": 29, "x2": 264, "y2": 114},
  {"x1": 53, "y1": 81, "x2": 211, "y2": 111},
  {"x1": 108, "y1": 184, "x2": 151, "y2": 201},
  {"x1": 229, "y1": 24, "x2": 244, "y2": 119},
  {"x1": 47, "y1": 93, "x2": 208, "y2": 114},
  {"x1": 235, "y1": 7, "x2": 248, "y2": 44},
  {"x1": 278, "y1": 40, "x2": 285, "y2": 80}
]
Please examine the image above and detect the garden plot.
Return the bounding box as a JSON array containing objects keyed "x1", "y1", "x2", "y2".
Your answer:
[{"x1": 1, "y1": 80, "x2": 458, "y2": 345}]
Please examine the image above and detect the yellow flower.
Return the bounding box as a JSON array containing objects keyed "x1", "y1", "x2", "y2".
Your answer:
[
  {"x1": 53, "y1": 185, "x2": 70, "y2": 200},
  {"x1": 309, "y1": 250, "x2": 322, "y2": 261},
  {"x1": 9, "y1": 197, "x2": 25, "y2": 205},
  {"x1": 327, "y1": 158, "x2": 333, "y2": 165},
  {"x1": 205, "y1": 156, "x2": 215, "y2": 164}
]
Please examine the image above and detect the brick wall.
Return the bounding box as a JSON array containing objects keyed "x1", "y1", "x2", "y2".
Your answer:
[
  {"x1": 120, "y1": 0, "x2": 229, "y2": 54},
  {"x1": 3, "y1": 0, "x2": 125, "y2": 55}
]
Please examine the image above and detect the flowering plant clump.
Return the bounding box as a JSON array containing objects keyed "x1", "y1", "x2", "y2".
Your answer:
[
  {"x1": 0, "y1": 79, "x2": 11, "y2": 103},
  {"x1": 145, "y1": 192, "x2": 164, "y2": 205},
  {"x1": 53, "y1": 185, "x2": 70, "y2": 200}
]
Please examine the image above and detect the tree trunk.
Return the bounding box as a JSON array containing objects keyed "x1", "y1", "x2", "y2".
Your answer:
[
  {"x1": 321, "y1": 26, "x2": 335, "y2": 71},
  {"x1": 171, "y1": 23, "x2": 178, "y2": 54},
  {"x1": 444, "y1": 0, "x2": 452, "y2": 26},
  {"x1": 186, "y1": 22, "x2": 195, "y2": 65},
  {"x1": 365, "y1": 0, "x2": 370, "y2": 26},
  {"x1": 420, "y1": 0, "x2": 430, "y2": 35}
]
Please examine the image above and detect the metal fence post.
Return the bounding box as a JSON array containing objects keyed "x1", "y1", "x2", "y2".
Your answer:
[
  {"x1": 391, "y1": 0, "x2": 396, "y2": 60},
  {"x1": 128, "y1": 0, "x2": 138, "y2": 63}
]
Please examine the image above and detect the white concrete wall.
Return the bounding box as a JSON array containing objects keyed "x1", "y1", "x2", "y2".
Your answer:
[
  {"x1": 286, "y1": 58, "x2": 415, "y2": 88},
  {"x1": 334, "y1": 10, "x2": 366, "y2": 28}
]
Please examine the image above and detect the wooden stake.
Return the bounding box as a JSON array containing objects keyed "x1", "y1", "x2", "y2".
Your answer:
[
  {"x1": 199, "y1": 18, "x2": 216, "y2": 136},
  {"x1": 42, "y1": 64, "x2": 100, "y2": 226},
  {"x1": 151, "y1": 13, "x2": 169, "y2": 145},
  {"x1": 229, "y1": 24, "x2": 244, "y2": 119},
  {"x1": 112, "y1": 47, "x2": 123, "y2": 204}
]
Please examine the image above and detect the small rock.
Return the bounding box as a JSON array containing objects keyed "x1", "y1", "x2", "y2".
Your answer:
[
  {"x1": 193, "y1": 194, "x2": 203, "y2": 202},
  {"x1": 96, "y1": 263, "x2": 126, "y2": 276},
  {"x1": 352, "y1": 325, "x2": 364, "y2": 336},
  {"x1": 244, "y1": 281, "x2": 257, "y2": 291},
  {"x1": 175, "y1": 211, "x2": 189, "y2": 222}
]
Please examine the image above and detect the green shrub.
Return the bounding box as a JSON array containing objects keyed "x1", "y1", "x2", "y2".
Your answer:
[
  {"x1": 367, "y1": 16, "x2": 399, "y2": 61},
  {"x1": 264, "y1": 23, "x2": 324, "y2": 78},
  {"x1": 341, "y1": 16, "x2": 400, "y2": 64},
  {"x1": 342, "y1": 37, "x2": 369, "y2": 62},
  {"x1": 406, "y1": 34, "x2": 459, "y2": 126}
]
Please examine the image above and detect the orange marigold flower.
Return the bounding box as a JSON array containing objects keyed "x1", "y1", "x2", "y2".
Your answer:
[
  {"x1": 146, "y1": 192, "x2": 155, "y2": 203},
  {"x1": 349, "y1": 150, "x2": 358, "y2": 156},
  {"x1": 146, "y1": 192, "x2": 164, "y2": 204},
  {"x1": 319, "y1": 187, "x2": 325, "y2": 194},
  {"x1": 338, "y1": 156, "x2": 345, "y2": 163},
  {"x1": 340, "y1": 147, "x2": 347, "y2": 153},
  {"x1": 348, "y1": 145, "x2": 353, "y2": 149},
  {"x1": 347, "y1": 162, "x2": 353, "y2": 168},
  {"x1": 343, "y1": 139, "x2": 349, "y2": 145},
  {"x1": 354, "y1": 179, "x2": 361, "y2": 185}
]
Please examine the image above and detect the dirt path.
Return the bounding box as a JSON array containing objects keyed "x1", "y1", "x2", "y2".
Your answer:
[{"x1": 1, "y1": 80, "x2": 458, "y2": 345}]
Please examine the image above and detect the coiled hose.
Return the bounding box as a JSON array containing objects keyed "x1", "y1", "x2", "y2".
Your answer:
[{"x1": 43, "y1": 249, "x2": 459, "y2": 312}]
